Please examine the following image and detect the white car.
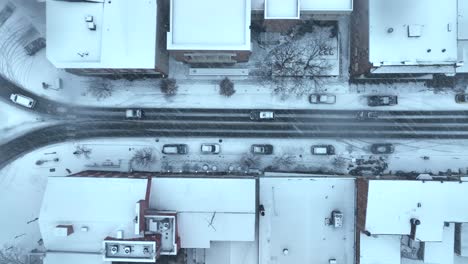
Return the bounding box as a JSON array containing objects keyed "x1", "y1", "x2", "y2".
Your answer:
[
  {"x1": 309, "y1": 94, "x2": 336, "y2": 104},
  {"x1": 201, "y1": 144, "x2": 220, "y2": 154},
  {"x1": 10, "y1": 93, "x2": 36, "y2": 108},
  {"x1": 311, "y1": 145, "x2": 335, "y2": 155},
  {"x1": 250, "y1": 110, "x2": 275, "y2": 120},
  {"x1": 125, "y1": 109, "x2": 143, "y2": 119}
]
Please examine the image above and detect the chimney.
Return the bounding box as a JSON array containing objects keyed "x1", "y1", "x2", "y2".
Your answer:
[{"x1": 54, "y1": 225, "x2": 74, "y2": 237}]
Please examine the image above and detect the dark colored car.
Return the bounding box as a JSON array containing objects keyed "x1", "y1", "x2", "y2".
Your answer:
[
  {"x1": 367, "y1": 95, "x2": 398, "y2": 107},
  {"x1": 370, "y1": 143, "x2": 394, "y2": 154},
  {"x1": 162, "y1": 144, "x2": 188, "y2": 154},
  {"x1": 356, "y1": 111, "x2": 378, "y2": 120},
  {"x1": 455, "y1": 94, "x2": 468, "y2": 103},
  {"x1": 251, "y1": 144, "x2": 273, "y2": 155},
  {"x1": 24, "y1": 37, "x2": 46, "y2": 56}
]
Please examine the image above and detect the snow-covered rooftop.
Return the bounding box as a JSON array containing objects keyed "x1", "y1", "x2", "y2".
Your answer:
[
  {"x1": 457, "y1": 0, "x2": 468, "y2": 73},
  {"x1": 365, "y1": 180, "x2": 468, "y2": 242},
  {"x1": 359, "y1": 235, "x2": 401, "y2": 264},
  {"x1": 205, "y1": 242, "x2": 258, "y2": 264},
  {"x1": 253, "y1": 0, "x2": 353, "y2": 12},
  {"x1": 360, "y1": 224, "x2": 457, "y2": 264},
  {"x1": 167, "y1": 0, "x2": 251, "y2": 51},
  {"x1": 46, "y1": 0, "x2": 158, "y2": 69},
  {"x1": 369, "y1": 0, "x2": 458, "y2": 68},
  {"x1": 149, "y1": 177, "x2": 256, "y2": 248},
  {"x1": 43, "y1": 252, "x2": 103, "y2": 264},
  {"x1": 300, "y1": 0, "x2": 352, "y2": 11},
  {"x1": 264, "y1": 0, "x2": 300, "y2": 19},
  {"x1": 423, "y1": 223, "x2": 455, "y2": 264},
  {"x1": 259, "y1": 177, "x2": 355, "y2": 264},
  {"x1": 39, "y1": 177, "x2": 148, "y2": 252}
]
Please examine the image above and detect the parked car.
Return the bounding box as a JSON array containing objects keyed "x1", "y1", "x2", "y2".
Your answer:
[
  {"x1": 24, "y1": 37, "x2": 46, "y2": 56},
  {"x1": 9, "y1": 93, "x2": 36, "y2": 108},
  {"x1": 201, "y1": 143, "x2": 220, "y2": 154},
  {"x1": 251, "y1": 144, "x2": 273, "y2": 155},
  {"x1": 370, "y1": 143, "x2": 394, "y2": 154},
  {"x1": 125, "y1": 109, "x2": 143, "y2": 119},
  {"x1": 367, "y1": 95, "x2": 398, "y2": 107},
  {"x1": 162, "y1": 144, "x2": 188, "y2": 154},
  {"x1": 455, "y1": 94, "x2": 468, "y2": 103},
  {"x1": 309, "y1": 94, "x2": 336, "y2": 104},
  {"x1": 250, "y1": 110, "x2": 275, "y2": 121},
  {"x1": 311, "y1": 145, "x2": 335, "y2": 155},
  {"x1": 356, "y1": 111, "x2": 378, "y2": 120}
]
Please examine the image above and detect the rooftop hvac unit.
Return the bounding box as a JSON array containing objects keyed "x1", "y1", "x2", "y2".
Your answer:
[
  {"x1": 159, "y1": 219, "x2": 171, "y2": 232},
  {"x1": 110, "y1": 245, "x2": 119, "y2": 255},
  {"x1": 331, "y1": 210, "x2": 343, "y2": 228},
  {"x1": 123, "y1": 246, "x2": 132, "y2": 255},
  {"x1": 87, "y1": 22, "x2": 96, "y2": 31}
]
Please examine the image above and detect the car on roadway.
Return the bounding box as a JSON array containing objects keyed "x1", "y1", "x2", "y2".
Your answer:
[
  {"x1": 311, "y1": 145, "x2": 335, "y2": 155},
  {"x1": 309, "y1": 94, "x2": 336, "y2": 104},
  {"x1": 162, "y1": 144, "x2": 188, "y2": 155},
  {"x1": 455, "y1": 94, "x2": 468, "y2": 103},
  {"x1": 251, "y1": 144, "x2": 273, "y2": 155},
  {"x1": 370, "y1": 143, "x2": 394, "y2": 154},
  {"x1": 9, "y1": 93, "x2": 36, "y2": 108},
  {"x1": 356, "y1": 111, "x2": 378, "y2": 120},
  {"x1": 201, "y1": 143, "x2": 220, "y2": 154},
  {"x1": 126, "y1": 109, "x2": 143, "y2": 119},
  {"x1": 250, "y1": 110, "x2": 275, "y2": 121},
  {"x1": 367, "y1": 95, "x2": 398, "y2": 107}
]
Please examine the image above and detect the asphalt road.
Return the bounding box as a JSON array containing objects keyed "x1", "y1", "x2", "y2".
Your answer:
[{"x1": 3, "y1": 77, "x2": 468, "y2": 168}]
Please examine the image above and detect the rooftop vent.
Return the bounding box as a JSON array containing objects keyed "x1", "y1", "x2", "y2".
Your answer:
[{"x1": 408, "y1": 25, "x2": 422, "y2": 37}]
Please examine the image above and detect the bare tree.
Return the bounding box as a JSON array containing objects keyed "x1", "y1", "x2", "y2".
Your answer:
[
  {"x1": 240, "y1": 153, "x2": 261, "y2": 169},
  {"x1": 131, "y1": 148, "x2": 156, "y2": 169},
  {"x1": 258, "y1": 38, "x2": 332, "y2": 99},
  {"x1": 73, "y1": 145, "x2": 92, "y2": 159},
  {"x1": 87, "y1": 78, "x2": 113, "y2": 100},
  {"x1": 0, "y1": 246, "x2": 27, "y2": 264},
  {"x1": 219, "y1": 77, "x2": 235, "y2": 97},
  {"x1": 160, "y1": 78, "x2": 178, "y2": 97},
  {"x1": 271, "y1": 154, "x2": 296, "y2": 170}
]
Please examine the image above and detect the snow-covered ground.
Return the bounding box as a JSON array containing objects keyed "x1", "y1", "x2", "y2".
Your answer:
[{"x1": 0, "y1": 100, "x2": 53, "y2": 144}]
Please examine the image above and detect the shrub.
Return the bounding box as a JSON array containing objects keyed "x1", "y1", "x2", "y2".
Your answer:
[{"x1": 219, "y1": 77, "x2": 235, "y2": 97}]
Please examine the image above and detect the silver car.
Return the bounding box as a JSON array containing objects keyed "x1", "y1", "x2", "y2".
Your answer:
[{"x1": 201, "y1": 144, "x2": 220, "y2": 154}]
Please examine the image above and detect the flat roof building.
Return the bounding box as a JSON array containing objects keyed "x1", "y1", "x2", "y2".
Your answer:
[
  {"x1": 46, "y1": 0, "x2": 168, "y2": 76},
  {"x1": 38, "y1": 172, "x2": 256, "y2": 264},
  {"x1": 167, "y1": 0, "x2": 251, "y2": 63},
  {"x1": 367, "y1": 0, "x2": 467, "y2": 75},
  {"x1": 259, "y1": 176, "x2": 356, "y2": 264},
  {"x1": 357, "y1": 179, "x2": 468, "y2": 264},
  {"x1": 252, "y1": 0, "x2": 353, "y2": 18}
]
